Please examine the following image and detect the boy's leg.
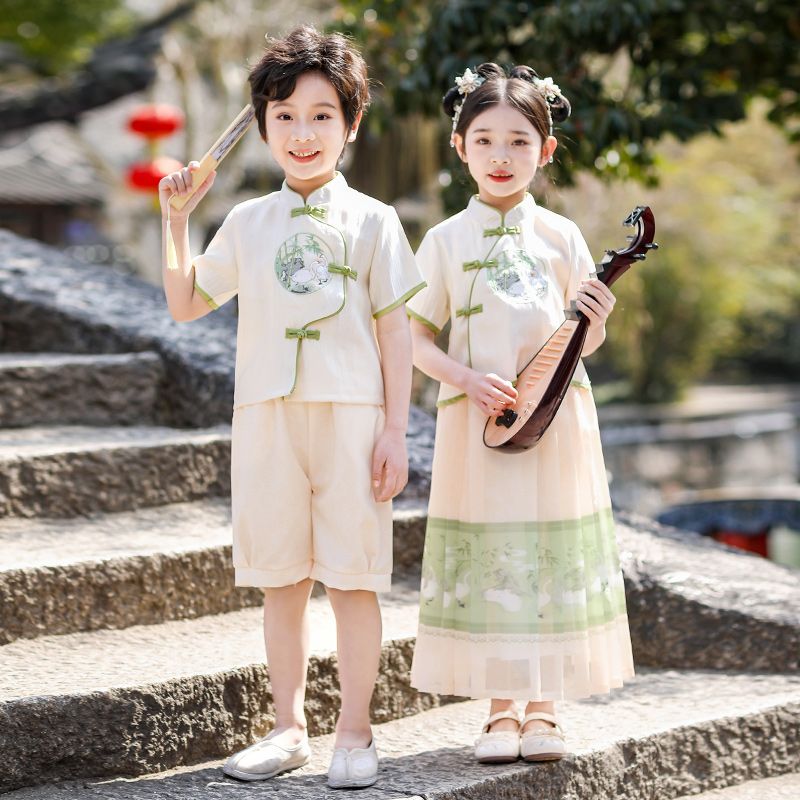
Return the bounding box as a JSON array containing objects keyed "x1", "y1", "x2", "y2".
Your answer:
[
  {"x1": 262, "y1": 578, "x2": 316, "y2": 746},
  {"x1": 326, "y1": 587, "x2": 382, "y2": 749}
]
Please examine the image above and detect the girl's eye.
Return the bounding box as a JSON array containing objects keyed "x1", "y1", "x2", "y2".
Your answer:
[
  {"x1": 513, "y1": 139, "x2": 529, "y2": 146},
  {"x1": 314, "y1": 113, "x2": 330, "y2": 121},
  {"x1": 475, "y1": 137, "x2": 490, "y2": 145},
  {"x1": 277, "y1": 113, "x2": 292, "y2": 121}
]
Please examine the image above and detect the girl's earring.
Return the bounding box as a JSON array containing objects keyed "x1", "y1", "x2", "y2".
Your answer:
[{"x1": 548, "y1": 155, "x2": 554, "y2": 164}]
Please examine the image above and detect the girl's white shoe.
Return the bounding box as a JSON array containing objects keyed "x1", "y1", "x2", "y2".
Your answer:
[
  {"x1": 519, "y1": 712, "x2": 567, "y2": 761},
  {"x1": 474, "y1": 710, "x2": 521, "y2": 763},
  {"x1": 327, "y1": 738, "x2": 379, "y2": 788}
]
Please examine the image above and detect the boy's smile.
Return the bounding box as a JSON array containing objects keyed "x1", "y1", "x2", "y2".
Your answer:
[
  {"x1": 289, "y1": 149, "x2": 321, "y2": 163},
  {"x1": 265, "y1": 71, "x2": 360, "y2": 198}
]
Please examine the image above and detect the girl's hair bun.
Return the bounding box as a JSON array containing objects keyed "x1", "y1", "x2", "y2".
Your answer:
[
  {"x1": 509, "y1": 63, "x2": 572, "y2": 123},
  {"x1": 441, "y1": 60, "x2": 571, "y2": 141},
  {"x1": 442, "y1": 85, "x2": 461, "y2": 119},
  {"x1": 549, "y1": 93, "x2": 571, "y2": 123},
  {"x1": 508, "y1": 64, "x2": 539, "y2": 83},
  {"x1": 475, "y1": 62, "x2": 506, "y2": 81},
  {"x1": 442, "y1": 62, "x2": 505, "y2": 118}
]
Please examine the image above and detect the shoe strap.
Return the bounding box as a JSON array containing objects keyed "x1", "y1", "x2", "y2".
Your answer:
[
  {"x1": 481, "y1": 710, "x2": 520, "y2": 733},
  {"x1": 521, "y1": 712, "x2": 562, "y2": 731}
]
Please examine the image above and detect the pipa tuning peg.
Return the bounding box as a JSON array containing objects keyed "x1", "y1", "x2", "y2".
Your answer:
[
  {"x1": 632, "y1": 253, "x2": 647, "y2": 261},
  {"x1": 594, "y1": 264, "x2": 605, "y2": 273},
  {"x1": 645, "y1": 242, "x2": 659, "y2": 250},
  {"x1": 625, "y1": 234, "x2": 636, "y2": 241}
]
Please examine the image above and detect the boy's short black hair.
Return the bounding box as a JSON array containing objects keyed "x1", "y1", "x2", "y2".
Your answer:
[{"x1": 249, "y1": 25, "x2": 370, "y2": 140}]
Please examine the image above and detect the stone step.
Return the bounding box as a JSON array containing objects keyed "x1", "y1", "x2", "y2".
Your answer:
[
  {"x1": 4, "y1": 669, "x2": 799, "y2": 799},
  {"x1": 0, "y1": 498, "x2": 427, "y2": 644},
  {"x1": 0, "y1": 424, "x2": 231, "y2": 517},
  {"x1": 616, "y1": 511, "x2": 800, "y2": 673},
  {"x1": 0, "y1": 585, "x2": 432, "y2": 793},
  {"x1": 677, "y1": 773, "x2": 800, "y2": 799},
  {"x1": 0, "y1": 421, "x2": 432, "y2": 518},
  {"x1": 2, "y1": 499, "x2": 798, "y2": 675},
  {"x1": 0, "y1": 352, "x2": 165, "y2": 428}
]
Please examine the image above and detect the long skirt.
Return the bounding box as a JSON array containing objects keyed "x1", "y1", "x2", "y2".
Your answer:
[{"x1": 410, "y1": 386, "x2": 635, "y2": 701}]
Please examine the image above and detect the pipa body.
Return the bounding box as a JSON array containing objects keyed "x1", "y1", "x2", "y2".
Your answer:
[
  {"x1": 169, "y1": 105, "x2": 256, "y2": 211},
  {"x1": 483, "y1": 206, "x2": 657, "y2": 453}
]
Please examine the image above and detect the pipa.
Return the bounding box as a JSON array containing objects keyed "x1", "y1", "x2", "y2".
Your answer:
[{"x1": 483, "y1": 205, "x2": 657, "y2": 453}]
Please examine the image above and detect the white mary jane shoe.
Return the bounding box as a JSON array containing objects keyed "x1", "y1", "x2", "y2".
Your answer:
[
  {"x1": 519, "y1": 712, "x2": 567, "y2": 762},
  {"x1": 327, "y1": 738, "x2": 379, "y2": 789},
  {"x1": 222, "y1": 731, "x2": 311, "y2": 781},
  {"x1": 474, "y1": 710, "x2": 520, "y2": 764}
]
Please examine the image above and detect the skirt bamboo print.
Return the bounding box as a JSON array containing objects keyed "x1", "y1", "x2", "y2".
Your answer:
[{"x1": 410, "y1": 386, "x2": 635, "y2": 701}]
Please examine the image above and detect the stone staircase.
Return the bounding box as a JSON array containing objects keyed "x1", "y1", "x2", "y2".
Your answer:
[{"x1": 1, "y1": 229, "x2": 799, "y2": 798}]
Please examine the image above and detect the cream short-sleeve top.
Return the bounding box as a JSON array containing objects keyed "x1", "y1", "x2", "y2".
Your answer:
[
  {"x1": 192, "y1": 172, "x2": 425, "y2": 408},
  {"x1": 407, "y1": 194, "x2": 595, "y2": 408}
]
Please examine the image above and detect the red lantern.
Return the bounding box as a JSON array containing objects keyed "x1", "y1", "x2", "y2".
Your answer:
[
  {"x1": 127, "y1": 104, "x2": 184, "y2": 139},
  {"x1": 126, "y1": 156, "x2": 183, "y2": 193}
]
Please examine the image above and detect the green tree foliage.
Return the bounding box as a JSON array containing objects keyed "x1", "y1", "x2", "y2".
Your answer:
[
  {"x1": 1, "y1": 0, "x2": 136, "y2": 76},
  {"x1": 337, "y1": 1, "x2": 800, "y2": 184},
  {"x1": 339, "y1": 1, "x2": 800, "y2": 402},
  {"x1": 566, "y1": 103, "x2": 800, "y2": 401}
]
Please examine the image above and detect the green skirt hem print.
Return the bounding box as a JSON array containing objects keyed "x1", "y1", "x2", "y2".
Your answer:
[{"x1": 410, "y1": 386, "x2": 635, "y2": 701}]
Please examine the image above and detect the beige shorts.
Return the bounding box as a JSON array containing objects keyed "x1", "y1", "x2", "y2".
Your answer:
[{"x1": 231, "y1": 399, "x2": 393, "y2": 591}]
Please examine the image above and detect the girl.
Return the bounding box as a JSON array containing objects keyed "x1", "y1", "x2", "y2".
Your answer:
[
  {"x1": 159, "y1": 27, "x2": 424, "y2": 788},
  {"x1": 406, "y1": 63, "x2": 635, "y2": 763}
]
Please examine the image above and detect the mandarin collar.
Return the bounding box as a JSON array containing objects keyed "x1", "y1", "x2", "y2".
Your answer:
[
  {"x1": 280, "y1": 171, "x2": 348, "y2": 210},
  {"x1": 465, "y1": 193, "x2": 536, "y2": 229}
]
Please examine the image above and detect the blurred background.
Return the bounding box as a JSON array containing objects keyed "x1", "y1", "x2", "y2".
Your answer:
[{"x1": 1, "y1": 0, "x2": 798, "y2": 564}]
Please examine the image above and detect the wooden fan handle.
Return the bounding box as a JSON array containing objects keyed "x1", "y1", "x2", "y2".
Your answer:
[{"x1": 169, "y1": 104, "x2": 255, "y2": 211}]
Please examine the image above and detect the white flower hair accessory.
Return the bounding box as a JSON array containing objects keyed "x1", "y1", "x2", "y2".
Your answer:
[
  {"x1": 532, "y1": 76, "x2": 563, "y2": 136},
  {"x1": 532, "y1": 76, "x2": 562, "y2": 102},
  {"x1": 450, "y1": 67, "x2": 486, "y2": 147},
  {"x1": 455, "y1": 67, "x2": 484, "y2": 95}
]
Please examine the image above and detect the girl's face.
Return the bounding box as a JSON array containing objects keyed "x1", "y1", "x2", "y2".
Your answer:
[
  {"x1": 454, "y1": 102, "x2": 557, "y2": 213},
  {"x1": 265, "y1": 71, "x2": 361, "y2": 198}
]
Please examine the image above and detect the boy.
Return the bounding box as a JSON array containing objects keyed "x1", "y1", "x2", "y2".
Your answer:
[{"x1": 158, "y1": 25, "x2": 424, "y2": 788}]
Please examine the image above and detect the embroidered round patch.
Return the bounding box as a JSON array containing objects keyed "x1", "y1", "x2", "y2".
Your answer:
[
  {"x1": 275, "y1": 233, "x2": 335, "y2": 294},
  {"x1": 486, "y1": 248, "x2": 549, "y2": 305}
]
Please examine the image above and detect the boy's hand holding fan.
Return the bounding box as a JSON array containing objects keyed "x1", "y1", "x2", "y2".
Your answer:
[{"x1": 158, "y1": 104, "x2": 256, "y2": 220}]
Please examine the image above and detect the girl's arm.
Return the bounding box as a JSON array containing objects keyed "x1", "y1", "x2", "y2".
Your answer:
[
  {"x1": 576, "y1": 279, "x2": 616, "y2": 357},
  {"x1": 409, "y1": 319, "x2": 517, "y2": 418},
  {"x1": 372, "y1": 305, "x2": 413, "y2": 502},
  {"x1": 158, "y1": 162, "x2": 218, "y2": 323}
]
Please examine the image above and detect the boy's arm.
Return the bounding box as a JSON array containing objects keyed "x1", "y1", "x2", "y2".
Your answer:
[
  {"x1": 372, "y1": 305, "x2": 413, "y2": 502},
  {"x1": 158, "y1": 162, "x2": 217, "y2": 323}
]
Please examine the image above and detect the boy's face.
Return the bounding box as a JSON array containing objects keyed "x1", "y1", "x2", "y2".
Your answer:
[{"x1": 265, "y1": 71, "x2": 360, "y2": 197}]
